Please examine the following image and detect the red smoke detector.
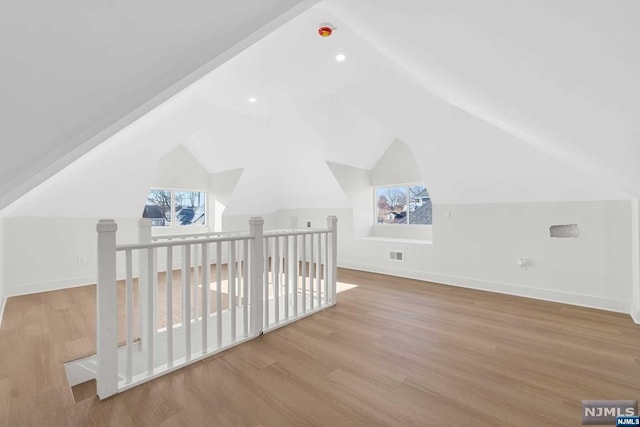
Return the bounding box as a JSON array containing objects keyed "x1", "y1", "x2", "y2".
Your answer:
[{"x1": 318, "y1": 23, "x2": 335, "y2": 37}]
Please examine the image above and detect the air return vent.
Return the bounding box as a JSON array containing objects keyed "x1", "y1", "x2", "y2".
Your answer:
[
  {"x1": 550, "y1": 224, "x2": 579, "y2": 238},
  {"x1": 389, "y1": 251, "x2": 404, "y2": 261}
]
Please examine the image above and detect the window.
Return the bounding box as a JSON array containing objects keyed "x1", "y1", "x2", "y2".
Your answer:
[
  {"x1": 375, "y1": 184, "x2": 431, "y2": 225},
  {"x1": 143, "y1": 189, "x2": 206, "y2": 227}
]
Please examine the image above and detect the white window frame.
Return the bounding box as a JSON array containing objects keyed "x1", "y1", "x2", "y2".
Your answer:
[{"x1": 145, "y1": 188, "x2": 207, "y2": 228}]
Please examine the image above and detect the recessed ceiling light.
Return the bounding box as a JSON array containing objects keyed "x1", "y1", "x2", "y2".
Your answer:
[
  {"x1": 248, "y1": 97, "x2": 257, "y2": 103},
  {"x1": 335, "y1": 53, "x2": 346, "y2": 62}
]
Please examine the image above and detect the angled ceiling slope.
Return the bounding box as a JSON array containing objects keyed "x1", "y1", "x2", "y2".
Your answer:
[
  {"x1": 0, "y1": 0, "x2": 319, "y2": 211},
  {"x1": 326, "y1": 0, "x2": 640, "y2": 197}
]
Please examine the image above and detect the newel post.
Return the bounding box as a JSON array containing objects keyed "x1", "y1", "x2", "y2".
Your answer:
[
  {"x1": 327, "y1": 216, "x2": 338, "y2": 305},
  {"x1": 138, "y1": 219, "x2": 152, "y2": 350},
  {"x1": 249, "y1": 217, "x2": 264, "y2": 336},
  {"x1": 96, "y1": 219, "x2": 118, "y2": 399}
]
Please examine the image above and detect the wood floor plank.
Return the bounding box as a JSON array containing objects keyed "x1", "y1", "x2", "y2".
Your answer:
[{"x1": 1, "y1": 267, "x2": 639, "y2": 426}]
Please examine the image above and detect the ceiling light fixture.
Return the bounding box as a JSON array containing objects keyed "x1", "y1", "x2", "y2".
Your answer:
[
  {"x1": 335, "y1": 53, "x2": 346, "y2": 62},
  {"x1": 248, "y1": 97, "x2": 257, "y2": 103}
]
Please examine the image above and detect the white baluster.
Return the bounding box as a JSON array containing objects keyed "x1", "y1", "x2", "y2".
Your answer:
[
  {"x1": 316, "y1": 232, "x2": 322, "y2": 307},
  {"x1": 292, "y1": 234, "x2": 298, "y2": 317},
  {"x1": 216, "y1": 241, "x2": 222, "y2": 348},
  {"x1": 301, "y1": 234, "x2": 306, "y2": 314},
  {"x1": 249, "y1": 218, "x2": 264, "y2": 337},
  {"x1": 137, "y1": 219, "x2": 152, "y2": 351},
  {"x1": 146, "y1": 247, "x2": 155, "y2": 376},
  {"x1": 274, "y1": 236, "x2": 280, "y2": 325},
  {"x1": 193, "y1": 243, "x2": 199, "y2": 321},
  {"x1": 242, "y1": 239, "x2": 249, "y2": 337},
  {"x1": 166, "y1": 246, "x2": 173, "y2": 368},
  {"x1": 309, "y1": 233, "x2": 315, "y2": 311},
  {"x1": 263, "y1": 237, "x2": 269, "y2": 327},
  {"x1": 327, "y1": 216, "x2": 338, "y2": 304},
  {"x1": 283, "y1": 235, "x2": 289, "y2": 321},
  {"x1": 229, "y1": 240, "x2": 236, "y2": 342},
  {"x1": 183, "y1": 244, "x2": 191, "y2": 361},
  {"x1": 323, "y1": 232, "x2": 329, "y2": 307},
  {"x1": 125, "y1": 249, "x2": 133, "y2": 384},
  {"x1": 201, "y1": 243, "x2": 209, "y2": 354}
]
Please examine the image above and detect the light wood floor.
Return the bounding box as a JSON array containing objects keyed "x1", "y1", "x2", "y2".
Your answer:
[{"x1": 1, "y1": 268, "x2": 639, "y2": 426}]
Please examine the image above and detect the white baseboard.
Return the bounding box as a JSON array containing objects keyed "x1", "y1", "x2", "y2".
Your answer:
[
  {"x1": 339, "y1": 260, "x2": 632, "y2": 315},
  {"x1": 8, "y1": 275, "x2": 97, "y2": 297},
  {"x1": 631, "y1": 306, "x2": 640, "y2": 324}
]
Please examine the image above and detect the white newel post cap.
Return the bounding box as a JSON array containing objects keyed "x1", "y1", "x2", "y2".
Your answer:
[
  {"x1": 249, "y1": 217, "x2": 264, "y2": 226},
  {"x1": 97, "y1": 219, "x2": 118, "y2": 233}
]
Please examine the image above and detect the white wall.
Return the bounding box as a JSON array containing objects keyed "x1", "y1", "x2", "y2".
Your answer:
[
  {"x1": 247, "y1": 201, "x2": 634, "y2": 316},
  {"x1": 632, "y1": 198, "x2": 640, "y2": 322},
  {"x1": 3, "y1": 218, "x2": 139, "y2": 296},
  {"x1": 287, "y1": 200, "x2": 633, "y2": 315},
  {"x1": 370, "y1": 139, "x2": 421, "y2": 186}
]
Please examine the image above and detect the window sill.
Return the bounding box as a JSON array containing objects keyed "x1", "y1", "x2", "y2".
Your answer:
[{"x1": 358, "y1": 236, "x2": 433, "y2": 245}]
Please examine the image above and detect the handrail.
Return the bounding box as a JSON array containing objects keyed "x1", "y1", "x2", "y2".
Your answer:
[
  {"x1": 265, "y1": 228, "x2": 331, "y2": 237},
  {"x1": 152, "y1": 230, "x2": 247, "y2": 241},
  {"x1": 116, "y1": 235, "x2": 253, "y2": 251}
]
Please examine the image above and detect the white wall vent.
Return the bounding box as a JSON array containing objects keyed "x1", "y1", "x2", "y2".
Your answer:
[
  {"x1": 550, "y1": 224, "x2": 579, "y2": 238},
  {"x1": 389, "y1": 251, "x2": 404, "y2": 261}
]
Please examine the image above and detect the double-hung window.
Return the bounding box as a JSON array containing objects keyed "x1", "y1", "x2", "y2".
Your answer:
[
  {"x1": 375, "y1": 184, "x2": 431, "y2": 225},
  {"x1": 142, "y1": 189, "x2": 206, "y2": 227}
]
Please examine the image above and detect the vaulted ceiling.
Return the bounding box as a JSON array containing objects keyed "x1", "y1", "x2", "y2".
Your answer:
[{"x1": 1, "y1": 0, "x2": 638, "y2": 217}]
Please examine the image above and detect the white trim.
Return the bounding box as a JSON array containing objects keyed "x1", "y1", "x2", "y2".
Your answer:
[
  {"x1": 339, "y1": 260, "x2": 632, "y2": 315},
  {"x1": 631, "y1": 306, "x2": 640, "y2": 325},
  {"x1": 0, "y1": 296, "x2": 6, "y2": 328},
  {"x1": 358, "y1": 236, "x2": 432, "y2": 245},
  {"x1": 7, "y1": 276, "x2": 97, "y2": 297}
]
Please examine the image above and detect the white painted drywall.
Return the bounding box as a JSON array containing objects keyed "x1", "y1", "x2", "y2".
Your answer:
[
  {"x1": 632, "y1": 198, "x2": 640, "y2": 323},
  {"x1": 326, "y1": 162, "x2": 372, "y2": 238},
  {"x1": 226, "y1": 200, "x2": 634, "y2": 315},
  {"x1": 326, "y1": 0, "x2": 640, "y2": 196},
  {"x1": 2, "y1": 218, "x2": 139, "y2": 296},
  {"x1": 0, "y1": 0, "x2": 315, "y2": 211},
  {"x1": 287, "y1": 200, "x2": 633, "y2": 315},
  {"x1": 371, "y1": 139, "x2": 422, "y2": 186},
  {"x1": 152, "y1": 145, "x2": 210, "y2": 192}
]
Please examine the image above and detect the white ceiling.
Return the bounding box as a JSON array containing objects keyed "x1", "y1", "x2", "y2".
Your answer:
[
  {"x1": 0, "y1": 0, "x2": 315, "y2": 211},
  {"x1": 2, "y1": 0, "x2": 637, "y2": 217},
  {"x1": 326, "y1": 0, "x2": 640, "y2": 194}
]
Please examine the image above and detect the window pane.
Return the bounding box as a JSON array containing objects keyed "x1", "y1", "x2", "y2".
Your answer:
[
  {"x1": 408, "y1": 185, "x2": 432, "y2": 225},
  {"x1": 376, "y1": 186, "x2": 408, "y2": 224},
  {"x1": 174, "y1": 191, "x2": 206, "y2": 226},
  {"x1": 143, "y1": 189, "x2": 172, "y2": 227}
]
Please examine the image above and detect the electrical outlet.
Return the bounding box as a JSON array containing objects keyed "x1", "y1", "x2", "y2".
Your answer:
[
  {"x1": 517, "y1": 257, "x2": 527, "y2": 271},
  {"x1": 77, "y1": 255, "x2": 86, "y2": 266}
]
